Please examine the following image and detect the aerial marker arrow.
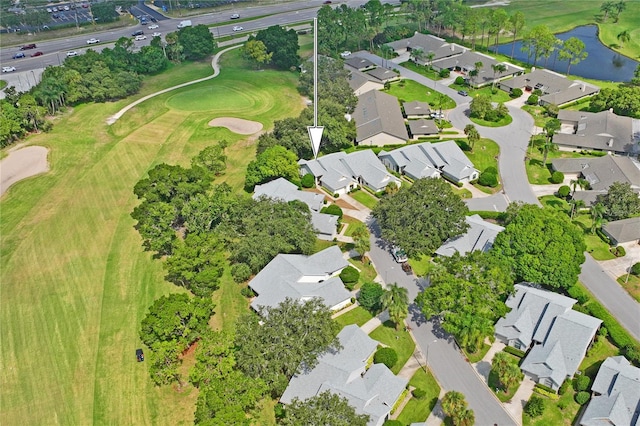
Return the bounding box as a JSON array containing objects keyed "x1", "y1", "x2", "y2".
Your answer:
[
  {"x1": 308, "y1": 17, "x2": 323, "y2": 159},
  {"x1": 308, "y1": 125, "x2": 324, "y2": 159}
]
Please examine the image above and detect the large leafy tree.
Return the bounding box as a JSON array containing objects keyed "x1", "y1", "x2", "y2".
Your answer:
[
  {"x1": 492, "y1": 204, "x2": 586, "y2": 289},
  {"x1": 558, "y1": 37, "x2": 588, "y2": 75},
  {"x1": 130, "y1": 200, "x2": 177, "y2": 255},
  {"x1": 242, "y1": 39, "x2": 272, "y2": 69},
  {"x1": 381, "y1": 284, "x2": 409, "y2": 330},
  {"x1": 281, "y1": 391, "x2": 369, "y2": 426},
  {"x1": 176, "y1": 25, "x2": 216, "y2": 60},
  {"x1": 244, "y1": 145, "x2": 300, "y2": 192},
  {"x1": 597, "y1": 181, "x2": 640, "y2": 221},
  {"x1": 590, "y1": 86, "x2": 640, "y2": 117},
  {"x1": 235, "y1": 298, "x2": 341, "y2": 394},
  {"x1": 372, "y1": 178, "x2": 469, "y2": 257},
  {"x1": 253, "y1": 25, "x2": 299, "y2": 70}
]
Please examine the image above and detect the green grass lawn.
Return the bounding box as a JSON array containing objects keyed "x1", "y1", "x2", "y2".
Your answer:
[
  {"x1": 334, "y1": 306, "x2": 374, "y2": 328},
  {"x1": 396, "y1": 368, "x2": 441, "y2": 425},
  {"x1": 0, "y1": 79, "x2": 7, "y2": 90},
  {"x1": 449, "y1": 82, "x2": 512, "y2": 103},
  {"x1": 525, "y1": 146, "x2": 603, "y2": 185},
  {"x1": 0, "y1": 51, "x2": 304, "y2": 425},
  {"x1": 461, "y1": 137, "x2": 500, "y2": 172},
  {"x1": 618, "y1": 274, "x2": 640, "y2": 303},
  {"x1": 399, "y1": 61, "x2": 443, "y2": 80},
  {"x1": 522, "y1": 105, "x2": 551, "y2": 128},
  {"x1": 350, "y1": 188, "x2": 379, "y2": 209},
  {"x1": 384, "y1": 79, "x2": 456, "y2": 110},
  {"x1": 348, "y1": 257, "x2": 378, "y2": 289},
  {"x1": 465, "y1": 342, "x2": 491, "y2": 364},
  {"x1": 370, "y1": 321, "x2": 416, "y2": 375},
  {"x1": 408, "y1": 254, "x2": 433, "y2": 277},
  {"x1": 452, "y1": 186, "x2": 472, "y2": 198},
  {"x1": 342, "y1": 215, "x2": 362, "y2": 237},
  {"x1": 470, "y1": 113, "x2": 513, "y2": 128}
]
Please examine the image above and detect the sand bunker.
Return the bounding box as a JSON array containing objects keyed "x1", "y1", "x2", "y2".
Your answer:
[
  {"x1": 0, "y1": 146, "x2": 49, "y2": 197},
  {"x1": 208, "y1": 117, "x2": 263, "y2": 135}
]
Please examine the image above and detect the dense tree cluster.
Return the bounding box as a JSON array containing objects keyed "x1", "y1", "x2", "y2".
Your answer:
[
  {"x1": 470, "y1": 94, "x2": 509, "y2": 122},
  {"x1": 590, "y1": 85, "x2": 640, "y2": 118},
  {"x1": 252, "y1": 25, "x2": 300, "y2": 70},
  {"x1": 596, "y1": 181, "x2": 640, "y2": 221},
  {"x1": 244, "y1": 145, "x2": 300, "y2": 191},
  {"x1": 281, "y1": 391, "x2": 370, "y2": 426},
  {"x1": 372, "y1": 178, "x2": 469, "y2": 257},
  {"x1": 0, "y1": 92, "x2": 50, "y2": 147}
]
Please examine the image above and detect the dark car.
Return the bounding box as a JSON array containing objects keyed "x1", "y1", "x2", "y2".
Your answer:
[
  {"x1": 136, "y1": 348, "x2": 144, "y2": 362},
  {"x1": 31, "y1": 51, "x2": 43, "y2": 57},
  {"x1": 132, "y1": 30, "x2": 144, "y2": 36},
  {"x1": 150, "y1": 16, "x2": 157, "y2": 22},
  {"x1": 13, "y1": 52, "x2": 25, "y2": 59},
  {"x1": 20, "y1": 43, "x2": 36, "y2": 50},
  {"x1": 457, "y1": 90, "x2": 468, "y2": 96}
]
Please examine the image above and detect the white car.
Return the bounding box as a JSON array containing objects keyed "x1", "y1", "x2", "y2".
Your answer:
[
  {"x1": 86, "y1": 38, "x2": 100, "y2": 44},
  {"x1": 232, "y1": 26, "x2": 243, "y2": 31},
  {"x1": 2, "y1": 66, "x2": 17, "y2": 73},
  {"x1": 46, "y1": 7, "x2": 52, "y2": 13},
  {"x1": 64, "y1": 5, "x2": 70, "y2": 10},
  {"x1": 340, "y1": 50, "x2": 351, "y2": 58},
  {"x1": 230, "y1": 13, "x2": 239, "y2": 19},
  {"x1": 152, "y1": 32, "x2": 161, "y2": 37},
  {"x1": 135, "y1": 35, "x2": 147, "y2": 41},
  {"x1": 148, "y1": 24, "x2": 159, "y2": 29},
  {"x1": 66, "y1": 50, "x2": 78, "y2": 57}
]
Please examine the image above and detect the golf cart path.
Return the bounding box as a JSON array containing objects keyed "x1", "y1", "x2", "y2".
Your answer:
[{"x1": 106, "y1": 44, "x2": 242, "y2": 125}]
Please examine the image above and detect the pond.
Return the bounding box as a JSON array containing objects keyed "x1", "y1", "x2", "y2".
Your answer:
[{"x1": 495, "y1": 25, "x2": 639, "y2": 82}]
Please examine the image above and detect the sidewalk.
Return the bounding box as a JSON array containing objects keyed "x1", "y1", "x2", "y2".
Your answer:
[{"x1": 360, "y1": 310, "x2": 389, "y2": 334}]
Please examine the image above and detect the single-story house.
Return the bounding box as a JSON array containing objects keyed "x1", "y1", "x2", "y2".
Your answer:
[
  {"x1": 551, "y1": 155, "x2": 640, "y2": 192},
  {"x1": 311, "y1": 211, "x2": 339, "y2": 241},
  {"x1": 378, "y1": 140, "x2": 479, "y2": 184},
  {"x1": 407, "y1": 119, "x2": 439, "y2": 138},
  {"x1": 579, "y1": 356, "x2": 640, "y2": 426},
  {"x1": 248, "y1": 245, "x2": 351, "y2": 313},
  {"x1": 253, "y1": 177, "x2": 325, "y2": 212},
  {"x1": 344, "y1": 56, "x2": 377, "y2": 72},
  {"x1": 554, "y1": 109, "x2": 640, "y2": 156},
  {"x1": 602, "y1": 217, "x2": 640, "y2": 245},
  {"x1": 498, "y1": 68, "x2": 599, "y2": 106},
  {"x1": 430, "y1": 50, "x2": 523, "y2": 88},
  {"x1": 354, "y1": 90, "x2": 409, "y2": 146},
  {"x1": 435, "y1": 214, "x2": 504, "y2": 257},
  {"x1": 386, "y1": 32, "x2": 466, "y2": 62},
  {"x1": 364, "y1": 67, "x2": 400, "y2": 84},
  {"x1": 348, "y1": 69, "x2": 385, "y2": 96},
  {"x1": 281, "y1": 324, "x2": 409, "y2": 426},
  {"x1": 495, "y1": 283, "x2": 602, "y2": 391},
  {"x1": 403, "y1": 101, "x2": 431, "y2": 119},
  {"x1": 299, "y1": 149, "x2": 401, "y2": 195}
]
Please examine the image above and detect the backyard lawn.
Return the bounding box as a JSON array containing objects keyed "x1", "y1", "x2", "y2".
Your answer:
[
  {"x1": 384, "y1": 79, "x2": 456, "y2": 110},
  {"x1": 370, "y1": 321, "x2": 416, "y2": 375},
  {"x1": 396, "y1": 368, "x2": 441, "y2": 425},
  {"x1": 526, "y1": 146, "x2": 603, "y2": 185},
  {"x1": 399, "y1": 60, "x2": 443, "y2": 80},
  {"x1": 449, "y1": 82, "x2": 512, "y2": 103},
  {"x1": 334, "y1": 306, "x2": 374, "y2": 328},
  {"x1": 350, "y1": 188, "x2": 379, "y2": 209}
]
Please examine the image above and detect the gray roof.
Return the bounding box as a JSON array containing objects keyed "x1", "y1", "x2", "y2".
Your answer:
[
  {"x1": 249, "y1": 246, "x2": 350, "y2": 312},
  {"x1": 556, "y1": 110, "x2": 640, "y2": 155},
  {"x1": 541, "y1": 83, "x2": 599, "y2": 106},
  {"x1": 435, "y1": 214, "x2": 504, "y2": 257},
  {"x1": 311, "y1": 211, "x2": 339, "y2": 237},
  {"x1": 520, "y1": 309, "x2": 601, "y2": 388},
  {"x1": 281, "y1": 325, "x2": 409, "y2": 426},
  {"x1": 348, "y1": 69, "x2": 384, "y2": 92},
  {"x1": 403, "y1": 101, "x2": 431, "y2": 117},
  {"x1": 551, "y1": 155, "x2": 640, "y2": 191},
  {"x1": 431, "y1": 50, "x2": 522, "y2": 85},
  {"x1": 407, "y1": 119, "x2": 439, "y2": 136},
  {"x1": 354, "y1": 90, "x2": 409, "y2": 143},
  {"x1": 253, "y1": 177, "x2": 325, "y2": 212},
  {"x1": 364, "y1": 67, "x2": 400, "y2": 83},
  {"x1": 378, "y1": 140, "x2": 478, "y2": 182},
  {"x1": 387, "y1": 32, "x2": 466, "y2": 61},
  {"x1": 580, "y1": 356, "x2": 640, "y2": 426},
  {"x1": 345, "y1": 56, "x2": 377, "y2": 71},
  {"x1": 572, "y1": 190, "x2": 603, "y2": 207},
  {"x1": 602, "y1": 217, "x2": 640, "y2": 244},
  {"x1": 299, "y1": 150, "x2": 401, "y2": 193},
  {"x1": 500, "y1": 68, "x2": 599, "y2": 105}
]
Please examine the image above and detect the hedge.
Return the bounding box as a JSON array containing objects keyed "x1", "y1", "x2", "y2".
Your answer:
[
  {"x1": 469, "y1": 210, "x2": 507, "y2": 222},
  {"x1": 596, "y1": 228, "x2": 612, "y2": 245},
  {"x1": 575, "y1": 391, "x2": 590, "y2": 405},
  {"x1": 504, "y1": 345, "x2": 526, "y2": 358},
  {"x1": 533, "y1": 384, "x2": 559, "y2": 400},
  {"x1": 632, "y1": 262, "x2": 640, "y2": 276},
  {"x1": 586, "y1": 301, "x2": 635, "y2": 349}
]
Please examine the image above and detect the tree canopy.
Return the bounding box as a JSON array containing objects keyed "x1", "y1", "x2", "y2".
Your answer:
[
  {"x1": 597, "y1": 181, "x2": 640, "y2": 221},
  {"x1": 281, "y1": 391, "x2": 370, "y2": 426},
  {"x1": 372, "y1": 178, "x2": 469, "y2": 257},
  {"x1": 253, "y1": 25, "x2": 300, "y2": 70},
  {"x1": 245, "y1": 145, "x2": 300, "y2": 192}
]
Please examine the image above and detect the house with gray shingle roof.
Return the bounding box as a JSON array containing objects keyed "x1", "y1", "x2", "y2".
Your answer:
[
  {"x1": 579, "y1": 356, "x2": 640, "y2": 426},
  {"x1": 555, "y1": 110, "x2": 640, "y2": 156},
  {"x1": 311, "y1": 211, "x2": 339, "y2": 241},
  {"x1": 299, "y1": 149, "x2": 401, "y2": 195},
  {"x1": 435, "y1": 214, "x2": 504, "y2": 257},
  {"x1": 348, "y1": 69, "x2": 385, "y2": 96},
  {"x1": 431, "y1": 50, "x2": 523, "y2": 88},
  {"x1": 280, "y1": 324, "x2": 409, "y2": 426},
  {"x1": 403, "y1": 101, "x2": 431, "y2": 118},
  {"x1": 602, "y1": 217, "x2": 640, "y2": 245},
  {"x1": 365, "y1": 67, "x2": 400, "y2": 84},
  {"x1": 407, "y1": 119, "x2": 439, "y2": 138},
  {"x1": 345, "y1": 56, "x2": 377, "y2": 72},
  {"x1": 354, "y1": 90, "x2": 409, "y2": 146},
  {"x1": 386, "y1": 32, "x2": 466, "y2": 62},
  {"x1": 378, "y1": 141, "x2": 479, "y2": 184},
  {"x1": 495, "y1": 284, "x2": 601, "y2": 390},
  {"x1": 248, "y1": 245, "x2": 351, "y2": 313}
]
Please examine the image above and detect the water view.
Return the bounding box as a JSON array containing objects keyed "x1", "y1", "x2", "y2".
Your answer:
[{"x1": 496, "y1": 25, "x2": 638, "y2": 82}]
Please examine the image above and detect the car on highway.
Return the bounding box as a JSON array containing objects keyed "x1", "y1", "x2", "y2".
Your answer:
[
  {"x1": 340, "y1": 50, "x2": 351, "y2": 58},
  {"x1": 13, "y1": 52, "x2": 25, "y2": 59},
  {"x1": 2, "y1": 66, "x2": 17, "y2": 73},
  {"x1": 232, "y1": 25, "x2": 243, "y2": 31},
  {"x1": 20, "y1": 43, "x2": 37, "y2": 50},
  {"x1": 134, "y1": 35, "x2": 147, "y2": 41},
  {"x1": 230, "y1": 13, "x2": 239, "y2": 19},
  {"x1": 391, "y1": 245, "x2": 408, "y2": 263},
  {"x1": 152, "y1": 32, "x2": 161, "y2": 37},
  {"x1": 66, "y1": 51, "x2": 78, "y2": 57},
  {"x1": 86, "y1": 38, "x2": 100, "y2": 44},
  {"x1": 148, "y1": 24, "x2": 159, "y2": 29},
  {"x1": 31, "y1": 51, "x2": 44, "y2": 57},
  {"x1": 132, "y1": 30, "x2": 144, "y2": 36}
]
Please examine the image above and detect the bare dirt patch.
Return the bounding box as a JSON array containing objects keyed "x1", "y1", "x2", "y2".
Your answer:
[
  {"x1": 208, "y1": 117, "x2": 263, "y2": 135},
  {"x1": 1, "y1": 145, "x2": 49, "y2": 197}
]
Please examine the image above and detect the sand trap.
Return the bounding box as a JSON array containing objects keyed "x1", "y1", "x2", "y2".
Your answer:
[
  {"x1": 0, "y1": 146, "x2": 49, "y2": 197},
  {"x1": 208, "y1": 117, "x2": 263, "y2": 135}
]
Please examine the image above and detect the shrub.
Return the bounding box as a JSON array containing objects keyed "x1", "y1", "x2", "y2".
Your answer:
[
  {"x1": 274, "y1": 403, "x2": 286, "y2": 419},
  {"x1": 599, "y1": 326, "x2": 608, "y2": 338},
  {"x1": 439, "y1": 69, "x2": 450, "y2": 78},
  {"x1": 301, "y1": 173, "x2": 315, "y2": 188},
  {"x1": 631, "y1": 262, "x2": 640, "y2": 276},
  {"x1": 527, "y1": 94, "x2": 539, "y2": 105},
  {"x1": 545, "y1": 103, "x2": 559, "y2": 117},
  {"x1": 412, "y1": 388, "x2": 427, "y2": 399},
  {"x1": 550, "y1": 171, "x2": 564, "y2": 184},
  {"x1": 574, "y1": 375, "x2": 590, "y2": 392},
  {"x1": 510, "y1": 88, "x2": 523, "y2": 98},
  {"x1": 485, "y1": 109, "x2": 499, "y2": 122},
  {"x1": 557, "y1": 399, "x2": 568, "y2": 409},
  {"x1": 321, "y1": 204, "x2": 343, "y2": 218},
  {"x1": 575, "y1": 391, "x2": 590, "y2": 405},
  {"x1": 567, "y1": 285, "x2": 590, "y2": 304},
  {"x1": 455, "y1": 76, "x2": 466, "y2": 85},
  {"x1": 478, "y1": 171, "x2": 498, "y2": 187},
  {"x1": 374, "y1": 347, "x2": 398, "y2": 369},
  {"x1": 596, "y1": 228, "x2": 612, "y2": 245},
  {"x1": 231, "y1": 263, "x2": 252, "y2": 283},
  {"x1": 524, "y1": 395, "x2": 545, "y2": 418},
  {"x1": 586, "y1": 302, "x2": 634, "y2": 349},
  {"x1": 484, "y1": 166, "x2": 498, "y2": 174},
  {"x1": 558, "y1": 185, "x2": 570, "y2": 198},
  {"x1": 623, "y1": 344, "x2": 640, "y2": 365},
  {"x1": 558, "y1": 380, "x2": 570, "y2": 395},
  {"x1": 503, "y1": 345, "x2": 525, "y2": 358},
  {"x1": 340, "y1": 266, "x2": 360, "y2": 286},
  {"x1": 615, "y1": 246, "x2": 626, "y2": 257},
  {"x1": 533, "y1": 89, "x2": 543, "y2": 96},
  {"x1": 358, "y1": 282, "x2": 385, "y2": 313},
  {"x1": 240, "y1": 286, "x2": 255, "y2": 298},
  {"x1": 533, "y1": 385, "x2": 559, "y2": 400}
]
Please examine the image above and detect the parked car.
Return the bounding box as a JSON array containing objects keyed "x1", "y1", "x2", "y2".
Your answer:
[
  {"x1": 2, "y1": 66, "x2": 17, "y2": 73},
  {"x1": 136, "y1": 348, "x2": 144, "y2": 362},
  {"x1": 20, "y1": 43, "x2": 36, "y2": 50},
  {"x1": 340, "y1": 50, "x2": 351, "y2": 58},
  {"x1": 134, "y1": 35, "x2": 147, "y2": 41},
  {"x1": 63, "y1": 5, "x2": 70, "y2": 11},
  {"x1": 66, "y1": 51, "x2": 78, "y2": 57},
  {"x1": 132, "y1": 29, "x2": 144, "y2": 36},
  {"x1": 391, "y1": 245, "x2": 408, "y2": 263},
  {"x1": 457, "y1": 90, "x2": 468, "y2": 96},
  {"x1": 232, "y1": 25, "x2": 243, "y2": 31},
  {"x1": 402, "y1": 261, "x2": 412, "y2": 274},
  {"x1": 230, "y1": 13, "x2": 239, "y2": 19},
  {"x1": 46, "y1": 7, "x2": 52, "y2": 13},
  {"x1": 52, "y1": 13, "x2": 60, "y2": 18},
  {"x1": 431, "y1": 112, "x2": 444, "y2": 119},
  {"x1": 86, "y1": 38, "x2": 100, "y2": 44},
  {"x1": 52, "y1": 6, "x2": 58, "y2": 11},
  {"x1": 148, "y1": 24, "x2": 158, "y2": 29},
  {"x1": 152, "y1": 32, "x2": 161, "y2": 37},
  {"x1": 13, "y1": 52, "x2": 25, "y2": 59},
  {"x1": 31, "y1": 51, "x2": 43, "y2": 57}
]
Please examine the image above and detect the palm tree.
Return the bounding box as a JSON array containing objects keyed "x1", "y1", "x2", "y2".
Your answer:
[
  {"x1": 614, "y1": 0, "x2": 626, "y2": 20},
  {"x1": 617, "y1": 30, "x2": 631, "y2": 45},
  {"x1": 509, "y1": 11, "x2": 525, "y2": 59},
  {"x1": 410, "y1": 47, "x2": 425, "y2": 64},
  {"x1": 591, "y1": 202, "x2": 606, "y2": 234},
  {"x1": 425, "y1": 51, "x2": 435, "y2": 71},
  {"x1": 570, "y1": 177, "x2": 588, "y2": 196},
  {"x1": 600, "y1": 1, "x2": 616, "y2": 21},
  {"x1": 570, "y1": 198, "x2": 586, "y2": 219},
  {"x1": 542, "y1": 118, "x2": 561, "y2": 165},
  {"x1": 468, "y1": 69, "x2": 479, "y2": 87},
  {"x1": 464, "y1": 124, "x2": 480, "y2": 151},
  {"x1": 456, "y1": 408, "x2": 476, "y2": 426},
  {"x1": 381, "y1": 284, "x2": 409, "y2": 330},
  {"x1": 351, "y1": 222, "x2": 370, "y2": 263},
  {"x1": 442, "y1": 391, "x2": 468, "y2": 424},
  {"x1": 491, "y1": 63, "x2": 507, "y2": 90}
]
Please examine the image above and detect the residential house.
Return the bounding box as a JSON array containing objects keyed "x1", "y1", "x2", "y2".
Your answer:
[
  {"x1": 430, "y1": 50, "x2": 523, "y2": 88},
  {"x1": 354, "y1": 90, "x2": 409, "y2": 146},
  {"x1": 495, "y1": 283, "x2": 602, "y2": 391},
  {"x1": 403, "y1": 101, "x2": 431, "y2": 119},
  {"x1": 378, "y1": 140, "x2": 480, "y2": 184},
  {"x1": 248, "y1": 245, "x2": 351, "y2": 313},
  {"x1": 498, "y1": 68, "x2": 599, "y2": 106},
  {"x1": 280, "y1": 324, "x2": 409, "y2": 426},
  {"x1": 344, "y1": 56, "x2": 377, "y2": 72},
  {"x1": 407, "y1": 119, "x2": 439, "y2": 138},
  {"x1": 364, "y1": 67, "x2": 400, "y2": 84},
  {"x1": 579, "y1": 356, "x2": 640, "y2": 426},
  {"x1": 348, "y1": 69, "x2": 385, "y2": 96},
  {"x1": 299, "y1": 149, "x2": 401, "y2": 195},
  {"x1": 602, "y1": 217, "x2": 640, "y2": 245},
  {"x1": 311, "y1": 211, "x2": 339, "y2": 241},
  {"x1": 435, "y1": 214, "x2": 504, "y2": 257},
  {"x1": 554, "y1": 109, "x2": 640, "y2": 156},
  {"x1": 386, "y1": 32, "x2": 466, "y2": 63}
]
